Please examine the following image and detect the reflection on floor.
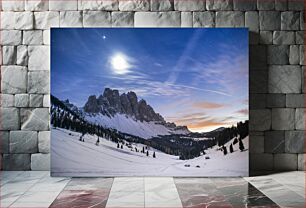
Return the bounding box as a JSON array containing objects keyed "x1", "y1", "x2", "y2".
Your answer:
[{"x1": 1, "y1": 171, "x2": 305, "y2": 208}]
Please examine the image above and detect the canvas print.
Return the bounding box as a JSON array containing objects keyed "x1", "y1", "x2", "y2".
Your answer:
[{"x1": 51, "y1": 28, "x2": 249, "y2": 177}]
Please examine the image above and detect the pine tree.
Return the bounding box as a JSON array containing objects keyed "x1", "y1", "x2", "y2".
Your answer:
[
  {"x1": 153, "y1": 152, "x2": 156, "y2": 158},
  {"x1": 223, "y1": 146, "x2": 228, "y2": 155},
  {"x1": 239, "y1": 139, "x2": 245, "y2": 151},
  {"x1": 229, "y1": 144, "x2": 234, "y2": 153}
]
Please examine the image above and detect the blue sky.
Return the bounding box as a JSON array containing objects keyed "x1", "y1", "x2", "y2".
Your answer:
[{"x1": 51, "y1": 28, "x2": 248, "y2": 132}]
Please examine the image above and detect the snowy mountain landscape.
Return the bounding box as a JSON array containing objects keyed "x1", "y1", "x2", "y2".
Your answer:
[
  {"x1": 51, "y1": 88, "x2": 249, "y2": 176},
  {"x1": 52, "y1": 127, "x2": 248, "y2": 177},
  {"x1": 51, "y1": 28, "x2": 249, "y2": 176}
]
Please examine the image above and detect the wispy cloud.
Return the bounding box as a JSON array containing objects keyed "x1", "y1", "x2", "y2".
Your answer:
[
  {"x1": 192, "y1": 101, "x2": 228, "y2": 109},
  {"x1": 235, "y1": 108, "x2": 249, "y2": 115}
]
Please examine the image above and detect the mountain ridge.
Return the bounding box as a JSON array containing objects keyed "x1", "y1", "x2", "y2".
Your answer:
[{"x1": 83, "y1": 88, "x2": 190, "y2": 134}]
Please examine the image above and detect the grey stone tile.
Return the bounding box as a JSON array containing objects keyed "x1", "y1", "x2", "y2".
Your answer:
[
  {"x1": 285, "y1": 130, "x2": 304, "y2": 153},
  {"x1": 271, "y1": 108, "x2": 295, "y2": 130},
  {"x1": 264, "y1": 131, "x2": 285, "y2": 153}
]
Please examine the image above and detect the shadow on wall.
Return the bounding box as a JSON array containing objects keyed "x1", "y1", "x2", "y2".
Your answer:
[{"x1": 248, "y1": 30, "x2": 305, "y2": 176}]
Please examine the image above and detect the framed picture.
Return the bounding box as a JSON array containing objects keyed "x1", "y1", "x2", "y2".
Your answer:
[{"x1": 51, "y1": 28, "x2": 249, "y2": 177}]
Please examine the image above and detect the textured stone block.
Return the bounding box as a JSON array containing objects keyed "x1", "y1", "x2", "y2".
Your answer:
[
  {"x1": 151, "y1": 0, "x2": 173, "y2": 11},
  {"x1": 23, "y1": 30, "x2": 43, "y2": 45},
  {"x1": 264, "y1": 131, "x2": 285, "y2": 153},
  {"x1": 83, "y1": 11, "x2": 111, "y2": 27},
  {"x1": 1, "y1": 12, "x2": 15, "y2": 29},
  {"x1": 3, "y1": 154, "x2": 31, "y2": 170},
  {"x1": 119, "y1": 0, "x2": 150, "y2": 11},
  {"x1": 298, "y1": 154, "x2": 305, "y2": 170},
  {"x1": 250, "y1": 131, "x2": 264, "y2": 136},
  {"x1": 273, "y1": 31, "x2": 295, "y2": 45},
  {"x1": 266, "y1": 94, "x2": 286, "y2": 107},
  {"x1": 275, "y1": 0, "x2": 287, "y2": 11},
  {"x1": 29, "y1": 94, "x2": 44, "y2": 107},
  {"x1": 250, "y1": 70, "x2": 268, "y2": 93},
  {"x1": 193, "y1": 12, "x2": 215, "y2": 27},
  {"x1": 31, "y1": 153, "x2": 50, "y2": 170},
  {"x1": 60, "y1": 11, "x2": 82, "y2": 27},
  {"x1": 0, "y1": 131, "x2": 9, "y2": 153},
  {"x1": 233, "y1": 0, "x2": 256, "y2": 10},
  {"x1": 14, "y1": 12, "x2": 34, "y2": 30},
  {"x1": 21, "y1": 108, "x2": 49, "y2": 131},
  {"x1": 274, "y1": 154, "x2": 297, "y2": 170},
  {"x1": 289, "y1": 45, "x2": 300, "y2": 64},
  {"x1": 43, "y1": 30, "x2": 50, "y2": 45},
  {"x1": 0, "y1": 108, "x2": 20, "y2": 130},
  {"x1": 2, "y1": 1, "x2": 24, "y2": 11},
  {"x1": 285, "y1": 130, "x2": 304, "y2": 153},
  {"x1": 43, "y1": 95, "x2": 50, "y2": 107},
  {"x1": 300, "y1": 45, "x2": 304, "y2": 65},
  {"x1": 28, "y1": 71, "x2": 50, "y2": 94},
  {"x1": 301, "y1": 12, "x2": 304, "y2": 30},
  {"x1": 28, "y1": 46, "x2": 50, "y2": 71},
  {"x1": 250, "y1": 153, "x2": 273, "y2": 171},
  {"x1": 249, "y1": 93, "x2": 266, "y2": 109},
  {"x1": 0, "y1": 94, "x2": 14, "y2": 107},
  {"x1": 295, "y1": 108, "x2": 304, "y2": 130},
  {"x1": 181, "y1": 12, "x2": 192, "y2": 27},
  {"x1": 26, "y1": 0, "x2": 49, "y2": 11},
  {"x1": 245, "y1": 11, "x2": 258, "y2": 32},
  {"x1": 1, "y1": 30, "x2": 22, "y2": 45},
  {"x1": 257, "y1": 0, "x2": 274, "y2": 10},
  {"x1": 206, "y1": 0, "x2": 233, "y2": 10},
  {"x1": 302, "y1": 66, "x2": 305, "y2": 93},
  {"x1": 288, "y1": 0, "x2": 303, "y2": 11},
  {"x1": 174, "y1": 0, "x2": 205, "y2": 11},
  {"x1": 2, "y1": 46, "x2": 17, "y2": 65},
  {"x1": 34, "y1": 11, "x2": 60, "y2": 29},
  {"x1": 15, "y1": 94, "x2": 29, "y2": 107},
  {"x1": 216, "y1": 11, "x2": 244, "y2": 27},
  {"x1": 281, "y1": 11, "x2": 300, "y2": 30},
  {"x1": 112, "y1": 12, "x2": 134, "y2": 27},
  {"x1": 296, "y1": 31, "x2": 303, "y2": 44},
  {"x1": 1, "y1": 66, "x2": 27, "y2": 94},
  {"x1": 286, "y1": 94, "x2": 304, "y2": 107},
  {"x1": 259, "y1": 11, "x2": 281, "y2": 30},
  {"x1": 79, "y1": 0, "x2": 119, "y2": 10},
  {"x1": 135, "y1": 12, "x2": 180, "y2": 27},
  {"x1": 49, "y1": 0, "x2": 77, "y2": 10},
  {"x1": 38, "y1": 131, "x2": 50, "y2": 153},
  {"x1": 10, "y1": 131, "x2": 38, "y2": 153},
  {"x1": 249, "y1": 135, "x2": 264, "y2": 153},
  {"x1": 269, "y1": 66, "x2": 301, "y2": 93},
  {"x1": 17, "y1": 45, "x2": 28, "y2": 66},
  {"x1": 272, "y1": 108, "x2": 295, "y2": 130},
  {"x1": 267, "y1": 45, "x2": 289, "y2": 64},
  {"x1": 250, "y1": 45, "x2": 267, "y2": 68},
  {"x1": 246, "y1": 11, "x2": 259, "y2": 44},
  {"x1": 249, "y1": 109, "x2": 271, "y2": 131}
]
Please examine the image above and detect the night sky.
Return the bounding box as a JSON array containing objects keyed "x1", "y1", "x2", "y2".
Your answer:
[{"x1": 51, "y1": 28, "x2": 248, "y2": 132}]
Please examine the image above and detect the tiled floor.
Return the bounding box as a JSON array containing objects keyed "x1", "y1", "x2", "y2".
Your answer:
[{"x1": 1, "y1": 171, "x2": 305, "y2": 208}]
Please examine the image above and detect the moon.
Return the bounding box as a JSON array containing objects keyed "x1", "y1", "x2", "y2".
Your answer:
[{"x1": 110, "y1": 54, "x2": 130, "y2": 75}]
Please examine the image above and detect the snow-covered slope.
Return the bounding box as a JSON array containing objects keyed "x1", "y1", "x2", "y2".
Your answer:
[
  {"x1": 85, "y1": 113, "x2": 186, "y2": 139},
  {"x1": 51, "y1": 127, "x2": 248, "y2": 177}
]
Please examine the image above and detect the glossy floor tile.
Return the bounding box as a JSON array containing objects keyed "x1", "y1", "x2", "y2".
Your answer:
[
  {"x1": 0, "y1": 171, "x2": 304, "y2": 208},
  {"x1": 50, "y1": 178, "x2": 113, "y2": 208}
]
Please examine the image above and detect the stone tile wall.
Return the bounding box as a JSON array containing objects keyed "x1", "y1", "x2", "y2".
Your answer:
[{"x1": 0, "y1": 0, "x2": 304, "y2": 173}]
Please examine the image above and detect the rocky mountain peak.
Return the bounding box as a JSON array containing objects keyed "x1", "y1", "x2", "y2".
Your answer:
[{"x1": 83, "y1": 88, "x2": 166, "y2": 123}]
